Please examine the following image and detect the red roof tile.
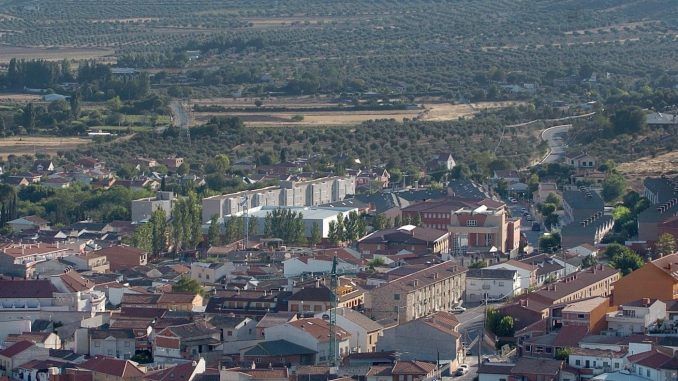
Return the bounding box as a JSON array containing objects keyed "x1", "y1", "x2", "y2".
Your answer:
[
  {"x1": 0, "y1": 341, "x2": 35, "y2": 358},
  {"x1": 79, "y1": 356, "x2": 145, "y2": 378}
]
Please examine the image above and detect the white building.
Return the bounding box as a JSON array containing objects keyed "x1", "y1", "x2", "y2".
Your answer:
[
  {"x1": 606, "y1": 299, "x2": 666, "y2": 337},
  {"x1": 568, "y1": 347, "x2": 628, "y2": 376},
  {"x1": 283, "y1": 254, "x2": 362, "y2": 278},
  {"x1": 314, "y1": 307, "x2": 383, "y2": 353},
  {"x1": 228, "y1": 205, "x2": 359, "y2": 239},
  {"x1": 190, "y1": 262, "x2": 235, "y2": 284},
  {"x1": 465, "y1": 268, "x2": 521, "y2": 302},
  {"x1": 264, "y1": 318, "x2": 350, "y2": 364},
  {"x1": 485, "y1": 260, "x2": 536, "y2": 293},
  {"x1": 131, "y1": 191, "x2": 174, "y2": 223}
]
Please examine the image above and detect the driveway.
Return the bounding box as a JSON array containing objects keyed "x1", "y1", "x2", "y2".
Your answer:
[{"x1": 539, "y1": 124, "x2": 572, "y2": 164}]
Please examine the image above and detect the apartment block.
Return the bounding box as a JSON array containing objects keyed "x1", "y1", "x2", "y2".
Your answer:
[{"x1": 201, "y1": 176, "x2": 356, "y2": 223}]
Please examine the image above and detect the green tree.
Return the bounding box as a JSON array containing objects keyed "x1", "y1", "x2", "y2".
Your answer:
[
  {"x1": 602, "y1": 173, "x2": 627, "y2": 202},
  {"x1": 373, "y1": 214, "x2": 387, "y2": 230},
  {"x1": 208, "y1": 214, "x2": 221, "y2": 246},
  {"x1": 150, "y1": 208, "x2": 167, "y2": 256},
  {"x1": 328, "y1": 220, "x2": 339, "y2": 245},
  {"x1": 497, "y1": 316, "x2": 515, "y2": 337},
  {"x1": 309, "y1": 222, "x2": 322, "y2": 246},
  {"x1": 132, "y1": 222, "x2": 153, "y2": 253},
  {"x1": 368, "y1": 257, "x2": 386, "y2": 269},
  {"x1": 655, "y1": 233, "x2": 677, "y2": 257},
  {"x1": 177, "y1": 162, "x2": 190, "y2": 176},
  {"x1": 582, "y1": 254, "x2": 597, "y2": 268},
  {"x1": 539, "y1": 232, "x2": 561, "y2": 253},
  {"x1": 611, "y1": 106, "x2": 646, "y2": 134},
  {"x1": 411, "y1": 213, "x2": 422, "y2": 227},
  {"x1": 173, "y1": 276, "x2": 204, "y2": 296},
  {"x1": 604, "y1": 243, "x2": 630, "y2": 260},
  {"x1": 555, "y1": 348, "x2": 572, "y2": 361},
  {"x1": 469, "y1": 260, "x2": 487, "y2": 269},
  {"x1": 545, "y1": 193, "x2": 561, "y2": 208},
  {"x1": 611, "y1": 251, "x2": 644, "y2": 275}
]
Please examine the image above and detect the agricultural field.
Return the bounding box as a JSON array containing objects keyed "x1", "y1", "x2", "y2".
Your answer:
[{"x1": 0, "y1": 136, "x2": 90, "y2": 159}]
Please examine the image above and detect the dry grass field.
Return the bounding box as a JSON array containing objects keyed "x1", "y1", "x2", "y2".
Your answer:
[
  {"x1": 0, "y1": 137, "x2": 90, "y2": 159},
  {"x1": 0, "y1": 46, "x2": 115, "y2": 64},
  {"x1": 617, "y1": 151, "x2": 678, "y2": 190},
  {"x1": 191, "y1": 98, "x2": 524, "y2": 127}
]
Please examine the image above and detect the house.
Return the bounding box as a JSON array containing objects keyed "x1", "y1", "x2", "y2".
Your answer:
[
  {"x1": 33, "y1": 160, "x2": 54, "y2": 172},
  {"x1": 14, "y1": 359, "x2": 74, "y2": 381},
  {"x1": 486, "y1": 260, "x2": 537, "y2": 292},
  {"x1": 131, "y1": 191, "x2": 175, "y2": 223},
  {"x1": 465, "y1": 268, "x2": 521, "y2": 302},
  {"x1": 638, "y1": 176, "x2": 678, "y2": 246},
  {"x1": 77, "y1": 157, "x2": 103, "y2": 170},
  {"x1": 561, "y1": 212, "x2": 614, "y2": 249},
  {"x1": 568, "y1": 244, "x2": 599, "y2": 258},
  {"x1": 219, "y1": 367, "x2": 289, "y2": 381},
  {"x1": 62, "y1": 252, "x2": 110, "y2": 273},
  {"x1": 206, "y1": 314, "x2": 257, "y2": 346},
  {"x1": 366, "y1": 361, "x2": 437, "y2": 381},
  {"x1": 89, "y1": 329, "x2": 136, "y2": 360},
  {"x1": 518, "y1": 254, "x2": 568, "y2": 285},
  {"x1": 478, "y1": 362, "x2": 516, "y2": 381},
  {"x1": 143, "y1": 358, "x2": 206, "y2": 381},
  {"x1": 121, "y1": 292, "x2": 202, "y2": 311},
  {"x1": 479, "y1": 358, "x2": 564, "y2": 381},
  {"x1": 566, "y1": 153, "x2": 597, "y2": 169},
  {"x1": 78, "y1": 356, "x2": 145, "y2": 381},
  {"x1": 646, "y1": 112, "x2": 678, "y2": 127},
  {"x1": 153, "y1": 322, "x2": 221, "y2": 363},
  {"x1": 6, "y1": 215, "x2": 49, "y2": 233},
  {"x1": 255, "y1": 312, "x2": 298, "y2": 339},
  {"x1": 557, "y1": 296, "x2": 609, "y2": 333},
  {"x1": 41, "y1": 177, "x2": 71, "y2": 189},
  {"x1": 357, "y1": 226, "x2": 450, "y2": 256},
  {"x1": 190, "y1": 262, "x2": 231, "y2": 284},
  {"x1": 606, "y1": 299, "x2": 667, "y2": 336},
  {"x1": 356, "y1": 170, "x2": 390, "y2": 190},
  {"x1": 493, "y1": 170, "x2": 521, "y2": 184},
  {"x1": 206, "y1": 290, "x2": 286, "y2": 319},
  {"x1": 288, "y1": 284, "x2": 363, "y2": 313},
  {"x1": 283, "y1": 252, "x2": 363, "y2": 278},
  {"x1": 567, "y1": 347, "x2": 628, "y2": 377},
  {"x1": 367, "y1": 261, "x2": 466, "y2": 324},
  {"x1": 240, "y1": 340, "x2": 316, "y2": 367},
  {"x1": 4, "y1": 332, "x2": 61, "y2": 349},
  {"x1": 5, "y1": 176, "x2": 30, "y2": 187},
  {"x1": 626, "y1": 348, "x2": 678, "y2": 381},
  {"x1": 522, "y1": 325, "x2": 589, "y2": 358},
  {"x1": 95, "y1": 246, "x2": 147, "y2": 271},
  {"x1": 314, "y1": 307, "x2": 383, "y2": 353},
  {"x1": 376, "y1": 311, "x2": 461, "y2": 364},
  {"x1": 264, "y1": 318, "x2": 351, "y2": 365},
  {"x1": 161, "y1": 157, "x2": 184, "y2": 172},
  {"x1": 0, "y1": 279, "x2": 57, "y2": 309},
  {"x1": 642, "y1": 176, "x2": 677, "y2": 206},
  {"x1": 427, "y1": 153, "x2": 456, "y2": 171},
  {"x1": 612, "y1": 253, "x2": 678, "y2": 306},
  {"x1": 0, "y1": 341, "x2": 50, "y2": 376},
  {"x1": 0, "y1": 244, "x2": 71, "y2": 278}
]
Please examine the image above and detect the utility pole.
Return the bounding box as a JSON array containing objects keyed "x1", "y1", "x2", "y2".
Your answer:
[
  {"x1": 240, "y1": 195, "x2": 249, "y2": 249},
  {"x1": 328, "y1": 256, "x2": 338, "y2": 367},
  {"x1": 478, "y1": 268, "x2": 485, "y2": 366}
]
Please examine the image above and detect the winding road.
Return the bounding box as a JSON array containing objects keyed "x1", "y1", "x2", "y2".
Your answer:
[{"x1": 538, "y1": 124, "x2": 573, "y2": 164}]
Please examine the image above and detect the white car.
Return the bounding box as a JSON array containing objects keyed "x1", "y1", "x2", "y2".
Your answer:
[
  {"x1": 455, "y1": 364, "x2": 469, "y2": 376},
  {"x1": 508, "y1": 197, "x2": 517, "y2": 203},
  {"x1": 450, "y1": 306, "x2": 466, "y2": 313}
]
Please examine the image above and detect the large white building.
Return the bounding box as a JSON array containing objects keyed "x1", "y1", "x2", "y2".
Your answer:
[
  {"x1": 202, "y1": 176, "x2": 356, "y2": 223},
  {"x1": 227, "y1": 205, "x2": 359, "y2": 239}
]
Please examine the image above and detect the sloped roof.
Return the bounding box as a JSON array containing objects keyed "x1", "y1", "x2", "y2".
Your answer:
[
  {"x1": 289, "y1": 285, "x2": 334, "y2": 302},
  {"x1": 392, "y1": 361, "x2": 436, "y2": 375},
  {"x1": 288, "y1": 318, "x2": 350, "y2": 342},
  {"x1": 0, "y1": 340, "x2": 35, "y2": 358},
  {"x1": 627, "y1": 349, "x2": 678, "y2": 370},
  {"x1": 144, "y1": 361, "x2": 197, "y2": 381},
  {"x1": 243, "y1": 340, "x2": 316, "y2": 357},
  {"x1": 335, "y1": 307, "x2": 383, "y2": 332},
  {"x1": 648, "y1": 253, "x2": 678, "y2": 281},
  {"x1": 79, "y1": 356, "x2": 145, "y2": 378},
  {"x1": 0, "y1": 279, "x2": 57, "y2": 298}
]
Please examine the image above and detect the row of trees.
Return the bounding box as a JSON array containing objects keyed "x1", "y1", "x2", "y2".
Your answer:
[{"x1": 328, "y1": 211, "x2": 367, "y2": 244}]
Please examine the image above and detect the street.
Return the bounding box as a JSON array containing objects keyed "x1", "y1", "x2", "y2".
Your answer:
[{"x1": 539, "y1": 124, "x2": 572, "y2": 164}]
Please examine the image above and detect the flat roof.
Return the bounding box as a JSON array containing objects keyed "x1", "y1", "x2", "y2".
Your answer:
[{"x1": 234, "y1": 205, "x2": 358, "y2": 220}]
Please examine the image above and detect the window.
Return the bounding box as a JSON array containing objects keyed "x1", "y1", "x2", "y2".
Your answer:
[
  {"x1": 578, "y1": 314, "x2": 586, "y2": 319},
  {"x1": 206, "y1": 274, "x2": 210, "y2": 280},
  {"x1": 575, "y1": 360, "x2": 581, "y2": 366},
  {"x1": 498, "y1": 282, "x2": 504, "y2": 286},
  {"x1": 545, "y1": 347, "x2": 553, "y2": 354},
  {"x1": 466, "y1": 220, "x2": 477, "y2": 227},
  {"x1": 227, "y1": 331, "x2": 233, "y2": 336},
  {"x1": 614, "y1": 363, "x2": 619, "y2": 369},
  {"x1": 394, "y1": 294, "x2": 400, "y2": 300},
  {"x1": 524, "y1": 345, "x2": 531, "y2": 352}
]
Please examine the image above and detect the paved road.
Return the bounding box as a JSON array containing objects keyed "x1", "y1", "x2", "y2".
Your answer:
[
  {"x1": 539, "y1": 124, "x2": 572, "y2": 164},
  {"x1": 169, "y1": 100, "x2": 190, "y2": 130}
]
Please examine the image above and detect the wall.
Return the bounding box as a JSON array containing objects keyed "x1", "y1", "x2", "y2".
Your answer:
[
  {"x1": 612, "y1": 265, "x2": 675, "y2": 306},
  {"x1": 0, "y1": 320, "x2": 31, "y2": 343},
  {"x1": 376, "y1": 322, "x2": 458, "y2": 363}
]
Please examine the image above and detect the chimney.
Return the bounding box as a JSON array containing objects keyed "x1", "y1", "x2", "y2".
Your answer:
[
  {"x1": 412, "y1": 279, "x2": 419, "y2": 287},
  {"x1": 642, "y1": 298, "x2": 650, "y2": 306}
]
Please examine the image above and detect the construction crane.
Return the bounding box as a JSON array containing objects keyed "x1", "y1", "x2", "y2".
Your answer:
[{"x1": 328, "y1": 255, "x2": 338, "y2": 367}]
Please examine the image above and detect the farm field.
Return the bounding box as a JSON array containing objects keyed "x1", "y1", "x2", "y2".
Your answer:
[
  {"x1": 0, "y1": 136, "x2": 90, "y2": 159},
  {"x1": 0, "y1": 46, "x2": 115, "y2": 63},
  {"x1": 190, "y1": 99, "x2": 524, "y2": 127}
]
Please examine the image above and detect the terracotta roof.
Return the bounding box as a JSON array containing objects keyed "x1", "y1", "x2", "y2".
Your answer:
[
  {"x1": 288, "y1": 318, "x2": 351, "y2": 342},
  {"x1": 511, "y1": 358, "x2": 563, "y2": 376},
  {"x1": 478, "y1": 363, "x2": 515, "y2": 375},
  {"x1": 79, "y1": 356, "x2": 145, "y2": 378},
  {"x1": 0, "y1": 340, "x2": 35, "y2": 358},
  {"x1": 627, "y1": 349, "x2": 678, "y2": 370},
  {"x1": 289, "y1": 286, "x2": 334, "y2": 302},
  {"x1": 59, "y1": 270, "x2": 94, "y2": 292},
  {"x1": 157, "y1": 292, "x2": 199, "y2": 304},
  {"x1": 154, "y1": 336, "x2": 180, "y2": 349},
  {"x1": 420, "y1": 311, "x2": 460, "y2": 337},
  {"x1": 0, "y1": 279, "x2": 57, "y2": 298},
  {"x1": 256, "y1": 312, "x2": 297, "y2": 330},
  {"x1": 144, "y1": 362, "x2": 196, "y2": 381},
  {"x1": 531, "y1": 265, "x2": 619, "y2": 303},
  {"x1": 90, "y1": 329, "x2": 135, "y2": 340},
  {"x1": 5, "y1": 332, "x2": 52, "y2": 344},
  {"x1": 375, "y1": 260, "x2": 466, "y2": 293},
  {"x1": 366, "y1": 365, "x2": 392, "y2": 377},
  {"x1": 17, "y1": 359, "x2": 72, "y2": 370},
  {"x1": 225, "y1": 368, "x2": 288, "y2": 379},
  {"x1": 648, "y1": 253, "x2": 678, "y2": 280},
  {"x1": 553, "y1": 325, "x2": 588, "y2": 347},
  {"x1": 1, "y1": 244, "x2": 68, "y2": 258},
  {"x1": 392, "y1": 361, "x2": 436, "y2": 375},
  {"x1": 121, "y1": 293, "x2": 160, "y2": 305}
]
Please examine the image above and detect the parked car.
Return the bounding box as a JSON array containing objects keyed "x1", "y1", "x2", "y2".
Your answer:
[
  {"x1": 455, "y1": 364, "x2": 469, "y2": 376},
  {"x1": 450, "y1": 306, "x2": 466, "y2": 313},
  {"x1": 532, "y1": 222, "x2": 541, "y2": 231},
  {"x1": 526, "y1": 215, "x2": 533, "y2": 221},
  {"x1": 509, "y1": 197, "x2": 517, "y2": 203}
]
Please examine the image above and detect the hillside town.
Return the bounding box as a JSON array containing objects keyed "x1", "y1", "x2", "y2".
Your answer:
[{"x1": 0, "y1": 149, "x2": 676, "y2": 381}]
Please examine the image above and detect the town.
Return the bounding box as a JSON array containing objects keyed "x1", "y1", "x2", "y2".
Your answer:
[
  {"x1": 0, "y1": 1, "x2": 677, "y2": 381},
  {"x1": 0, "y1": 147, "x2": 676, "y2": 381}
]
